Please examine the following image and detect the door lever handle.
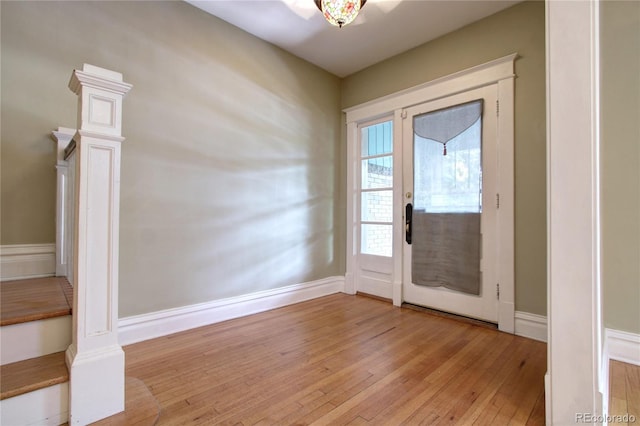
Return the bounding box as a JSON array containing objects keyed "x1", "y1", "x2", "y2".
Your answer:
[{"x1": 405, "y1": 203, "x2": 413, "y2": 244}]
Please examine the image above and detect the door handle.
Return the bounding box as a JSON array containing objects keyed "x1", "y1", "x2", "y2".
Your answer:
[{"x1": 405, "y1": 203, "x2": 413, "y2": 244}]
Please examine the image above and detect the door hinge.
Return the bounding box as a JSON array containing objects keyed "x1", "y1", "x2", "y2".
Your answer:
[
  {"x1": 401, "y1": 110, "x2": 407, "y2": 119},
  {"x1": 496, "y1": 193, "x2": 500, "y2": 209},
  {"x1": 496, "y1": 100, "x2": 500, "y2": 116},
  {"x1": 497, "y1": 283, "x2": 500, "y2": 300}
]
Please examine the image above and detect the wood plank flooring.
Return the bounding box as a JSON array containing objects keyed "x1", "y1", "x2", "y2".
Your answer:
[
  {"x1": 0, "y1": 277, "x2": 72, "y2": 326},
  {"x1": 90, "y1": 377, "x2": 162, "y2": 426},
  {"x1": 609, "y1": 360, "x2": 640, "y2": 425},
  {"x1": 121, "y1": 294, "x2": 547, "y2": 425}
]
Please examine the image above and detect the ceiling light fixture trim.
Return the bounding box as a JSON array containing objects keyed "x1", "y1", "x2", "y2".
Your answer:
[{"x1": 314, "y1": 0, "x2": 367, "y2": 28}]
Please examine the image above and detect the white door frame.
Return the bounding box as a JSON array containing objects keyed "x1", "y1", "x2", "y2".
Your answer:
[{"x1": 345, "y1": 54, "x2": 517, "y2": 333}]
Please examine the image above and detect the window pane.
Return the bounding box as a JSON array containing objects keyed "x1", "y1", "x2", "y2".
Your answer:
[
  {"x1": 361, "y1": 224, "x2": 392, "y2": 257},
  {"x1": 362, "y1": 156, "x2": 392, "y2": 189},
  {"x1": 361, "y1": 190, "x2": 393, "y2": 222},
  {"x1": 361, "y1": 121, "x2": 393, "y2": 157}
]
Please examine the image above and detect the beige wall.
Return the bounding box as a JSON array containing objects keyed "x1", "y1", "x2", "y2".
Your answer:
[
  {"x1": 601, "y1": 1, "x2": 640, "y2": 334},
  {"x1": 1, "y1": 1, "x2": 342, "y2": 317},
  {"x1": 7, "y1": 0, "x2": 634, "y2": 328},
  {"x1": 341, "y1": 1, "x2": 547, "y2": 316}
]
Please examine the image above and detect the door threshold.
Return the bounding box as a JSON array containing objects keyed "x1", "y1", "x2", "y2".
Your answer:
[{"x1": 401, "y1": 303, "x2": 498, "y2": 330}]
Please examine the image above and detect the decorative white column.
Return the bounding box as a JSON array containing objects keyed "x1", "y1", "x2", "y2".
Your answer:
[
  {"x1": 65, "y1": 64, "x2": 132, "y2": 425},
  {"x1": 51, "y1": 127, "x2": 76, "y2": 278},
  {"x1": 546, "y1": 0, "x2": 603, "y2": 424}
]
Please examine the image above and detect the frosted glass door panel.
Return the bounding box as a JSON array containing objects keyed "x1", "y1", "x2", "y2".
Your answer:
[{"x1": 412, "y1": 100, "x2": 483, "y2": 295}]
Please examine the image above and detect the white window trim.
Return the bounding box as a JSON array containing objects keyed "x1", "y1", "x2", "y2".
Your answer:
[{"x1": 344, "y1": 53, "x2": 517, "y2": 333}]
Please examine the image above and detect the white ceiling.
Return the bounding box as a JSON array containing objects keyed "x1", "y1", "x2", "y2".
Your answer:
[{"x1": 186, "y1": 0, "x2": 521, "y2": 77}]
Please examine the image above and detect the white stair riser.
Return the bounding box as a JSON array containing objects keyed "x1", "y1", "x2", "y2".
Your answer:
[
  {"x1": 0, "y1": 383, "x2": 68, "y2": 426},
  {"x1": 0, "y1": 316, "x2": 71, "y2": 365}
]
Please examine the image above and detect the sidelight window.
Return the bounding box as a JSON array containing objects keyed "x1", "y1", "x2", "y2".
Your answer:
[{"x1": 359, "y1": 120, "x2": 393, "y2": 257}]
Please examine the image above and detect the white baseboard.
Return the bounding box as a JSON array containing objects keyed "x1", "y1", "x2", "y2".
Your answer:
[
  {"x1": 601, "y1": 328, "x2": 640, "y2": 419},
  {"x1": 1, "y1": 244, "x2": 56, "y2": 281},
  {"x1": 605, "y1": 328, "x2": 640, "y2": 366},
  {"x1": 357, "y1": 276, "x2": 393, "y2": 300},
  {"x1": 514, "y1": 311, "x2": 547, "y2": 342},
  {"x1": 118, "y1": 276, "x2": 345, "y2": 346},
  {"x1": 511, "y1": 318, "x2": 639, "y2": 363}
]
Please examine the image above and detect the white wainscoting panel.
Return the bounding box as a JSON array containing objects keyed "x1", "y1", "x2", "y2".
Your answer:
[
  {"x1": 0, "y1": 244, "x2": 56, "y2": 281},
  {"x1": 514, "y1": 311, "x2": 548, "y2": 342},
  {"x1": 119, "y1": 276, "x2": 345, "y2": 346}
]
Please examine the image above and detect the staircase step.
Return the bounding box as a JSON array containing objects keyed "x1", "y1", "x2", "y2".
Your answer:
[
  {"x1": 1, "y1": 277, "x2": 73, "y2": 365},
  {"x1": 0, "y1": 352, "x2": 69, "y2": 425},
  {"x1": 0, "y1": 351, "x2": 68, "y2": 400},
  {"x1": 1, "y1": 277, "x2": 72, "y2": 326}
]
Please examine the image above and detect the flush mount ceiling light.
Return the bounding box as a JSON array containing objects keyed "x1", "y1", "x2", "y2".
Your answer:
[{"x1": 314, "y1": 0, "x2": 367, "y2": 28}]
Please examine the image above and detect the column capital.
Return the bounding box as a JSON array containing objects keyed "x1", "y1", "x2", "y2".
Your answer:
[
  {"x1": 68, "y1": 64, "x2": 132, "y2": 138},
  {"x1": 69, "y1": 64, "x2": 132, "y2": 97},
  {"x1": 50, "y1": 127, "x2": 75, "y2": 163}
]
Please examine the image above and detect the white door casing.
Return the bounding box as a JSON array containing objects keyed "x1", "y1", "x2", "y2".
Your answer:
[{"x1": 345, "y1": 54, "x2": 516, "y2": 333}]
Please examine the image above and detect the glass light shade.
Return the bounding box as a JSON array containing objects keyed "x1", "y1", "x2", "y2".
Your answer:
[{"x1": 316, "y1": 0, "x2": 366, "y2": 28}]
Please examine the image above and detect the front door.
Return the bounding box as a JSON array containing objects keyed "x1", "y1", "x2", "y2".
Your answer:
[{"x1": 402, "y1": 85, "x2": 499, "y2": 323}]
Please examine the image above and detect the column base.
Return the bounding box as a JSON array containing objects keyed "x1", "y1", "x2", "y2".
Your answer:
[{"x1": 65, "y1": 344, "x2": 125, "y2": 425}]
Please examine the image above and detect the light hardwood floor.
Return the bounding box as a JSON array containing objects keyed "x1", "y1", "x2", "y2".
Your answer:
[
  {"x1": 609, "y1": 360, "x2": 640, "y2": 426},
  {"x1": 118, "y1": 294, "x2": 546, "y2": 425}
]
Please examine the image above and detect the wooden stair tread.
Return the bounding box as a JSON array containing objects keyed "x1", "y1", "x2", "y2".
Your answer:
[
  {"x1": 0, "y1": 351, "x2": 69, "y2": 400},
  {"x1": 1, "y1": 277, "x2": 72, "y2": 326}
]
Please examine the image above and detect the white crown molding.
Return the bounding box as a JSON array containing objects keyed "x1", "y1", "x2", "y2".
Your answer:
[
  {"x1": 0, "y1": 244, "x2": 56, "y2": 281},
  {"x1": 119, "y1": 276, "x2": 345, "y2": 346}
]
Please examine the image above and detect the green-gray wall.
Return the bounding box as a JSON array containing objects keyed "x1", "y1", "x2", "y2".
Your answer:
[
  {"x1": 601, "y1": 1, "x2": 640, "y2": 334},
  {"x1": 4, "y1": 0, "x2": 636, "y2": 330},
  {"x1": 1, "y1": 1, "x2": 342, "y2": 316},
  {"x1": 341, "y1": 1, "x2": 547, "y2": 316}
]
